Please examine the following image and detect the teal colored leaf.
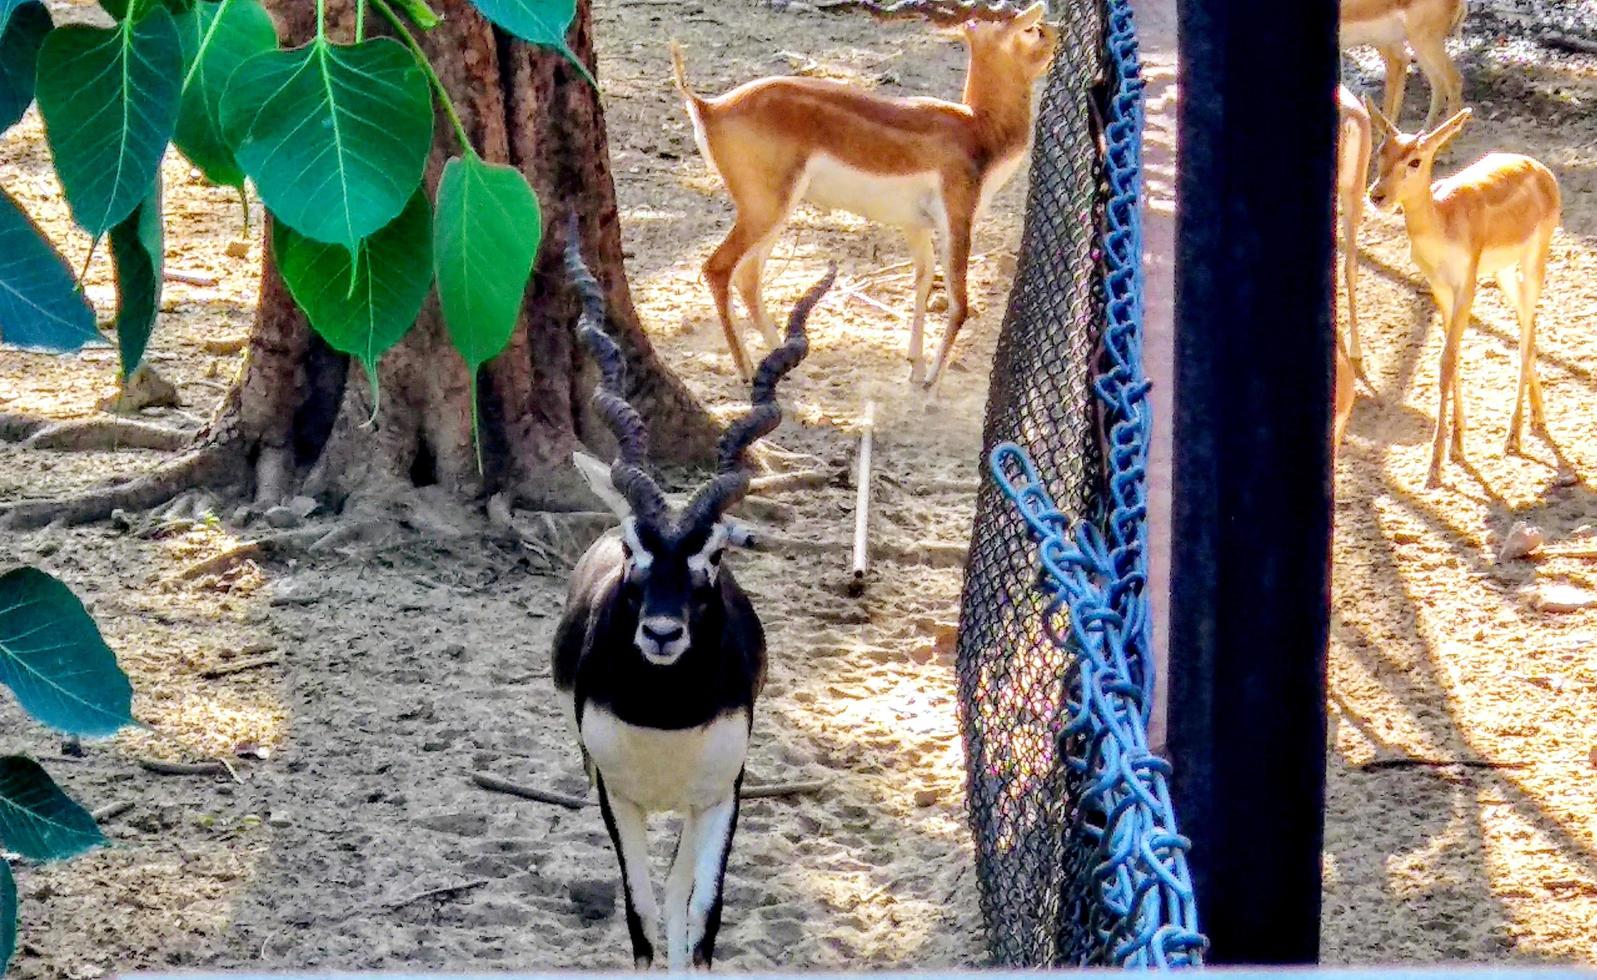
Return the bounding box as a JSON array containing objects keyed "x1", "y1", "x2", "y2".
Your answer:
[
  {"x1": 0, "y1": 188, "x2": 100, "y2": 352},
  {"x1": 35, "y1": 6, "x2": 183, "y2": 237},
  {"x1": 0, "y1": 757, "x2": 104, "y2": 862},
  {"x1": 274, "y1": 190, "x2": 432, "y2": 405},
  {"x1": 434, "y1": 154, "x2": 541, "y2": 372},
  {"x1": 173, "y1": 0, "x2": 277, "y2": 188},
  {"x1": 101, "y1": 0, "x2": 194, "y2": 19},
  {"x1": 0, "y1": 0, "x2": 35, "y2": 33},
  {"x1": 0, "y1": 1, "x2": 49, "y2": 135},
  {"x1": 0, "y1": 567, "x2": 134, "y2": 738},
  {"x1": 0, "y1": 860, "x2": 13, "y2": 976},
  {"x1": 108, "y1": 179, "x2": 163, "y2": 379},
  {"x1": 467, "y1": 0, "x2": 595, "y2": 86},
  {"x1": 220, "y1": 37, "x2": 432, "y2": 253}
]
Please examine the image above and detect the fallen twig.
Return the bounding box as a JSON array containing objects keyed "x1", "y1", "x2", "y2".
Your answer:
[
  {"x1": 177, "y1": 529, "x2": 322, "y2": 580},
  {"x1": 1360, "y1": 757, "x2": 1528, "y2": 772},
  {"x1": 750, "y1": 531, "x2": 967, "y2": 568},
  {"x1": 471, "y1": 771, "x2": 590, "y2": 809},
  {"x1": 1541, "y1": 32, "x2": 1597, "y2": 57},
  {"x1": 200, "y1": 655, "x2": 281, "y2": 679},
  {"x1": 742, "y1": 779, "x2": 827, "y2": 799},
  {"x1": 385, "y1": 879, "x2": 490, "y2": 912},
  {"x1": 165, "y1": 269, "x2": 218, "y2": 287},
  {"x1": 92, "y1": 801, "x2": 134, "y2": 823},
  {"x1": 748, "y1": 467, "x2": 840, "y2": 494},
  {"x1": 137, "y1": 758, "x2": 230, "y2": 778},
  {"x1": 850, "y1": 401, "x2": 877, "y2": 596}
]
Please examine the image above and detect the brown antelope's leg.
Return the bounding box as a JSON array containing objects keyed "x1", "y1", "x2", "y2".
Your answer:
[
  {"x1": 704, "y1": 170, "x2": 798, "y2": 380},
  {"x1": 922, "y1": 196, "x2": 974, "y2": 391},
  {"x1": 1428, "y1": 277, "x2": 1473, "y2": 487},
  {"x1": 733, "y1": 237, "x2": 780, "y2": 348},
  {"x1": 1378, "y1": 44, "x2": 1410, "y2": 123},
  {"x1": 1410, "y1": 32, "x2": 1462, "y2": 129},
  {"x1": 1334, "y1": 337, "x2": 1355, "y2": 460},
  {"x1": 1343, "y1": 117, "x2": 1371, "y2": 379},
  {"x1": 1497, "y1": 267, "x2": 1531, "y2": 452},
  {"x1": 1521, "y1": 233, "x2": 1553, "y2": 434},
  {"x1": 904, "y1": 228, "x2": 936, "y2": 385}
]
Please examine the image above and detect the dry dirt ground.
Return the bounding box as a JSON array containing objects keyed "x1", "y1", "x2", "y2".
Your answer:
[{"x1": 0, "y1": 0, "x2": 1596, "y2": 976}]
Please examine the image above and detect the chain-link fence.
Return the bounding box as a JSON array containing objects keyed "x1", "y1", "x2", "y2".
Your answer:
[{"x1": 954, "y1": 0, "x2": 1204, "y2": 966}]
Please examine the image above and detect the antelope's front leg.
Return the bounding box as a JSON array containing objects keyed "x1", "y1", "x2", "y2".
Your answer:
[
  {"x1": 688, "y1": 788, "x2": 743, "y2": 970},
  {"x1": 596, "y1": 780, "x2": 661, "y2": 969},
  {"x1": 663, "y1": 813, "x2": 700, "y2": 970}
]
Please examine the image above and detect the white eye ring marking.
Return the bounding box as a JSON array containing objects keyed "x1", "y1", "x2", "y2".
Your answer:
[
  {"x1": 687, "y1": 524, "x2": 730, "y2": 585},
  {"x1": 621, "y1": 519, "x2": 653, "y2": 578}
]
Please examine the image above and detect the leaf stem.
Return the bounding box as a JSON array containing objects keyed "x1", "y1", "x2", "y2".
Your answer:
[
  {"x1": 356, "y1": 0, "x2": 367, "y2": 42},
  {"x1": 371, "y1": 0, "x2": 473, "y2": 155},
  {"x1": 182, "y1": 0, "x2": 237, "y2": 93},
  {"x1": 315, "y1": 0, "x2": 326, "y2": 41}
]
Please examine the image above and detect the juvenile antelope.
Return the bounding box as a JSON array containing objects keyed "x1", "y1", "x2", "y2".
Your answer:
[
  {"x1": 1341, "y1": 0, "x2": 1467, "y2": 129},
  {"x1": 670, "y1": 0, "x2": 1058, "y2": 389},
  {"x1": 555, "y1": 232, "x2": 835, "y2": 971},
  {"x1": 1337, "y1": 84, "x2": 1374, "y2": 379},
  {"x1": 1367, "y1": 106, "x2": 1561, "y2": 487}
]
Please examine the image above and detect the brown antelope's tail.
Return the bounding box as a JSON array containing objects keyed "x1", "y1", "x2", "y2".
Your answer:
[{"x1": 668, "y1": 40, "x2": 703, "y2": 106}]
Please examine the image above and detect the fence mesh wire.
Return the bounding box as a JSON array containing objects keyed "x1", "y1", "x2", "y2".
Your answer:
[{"x1": 954, "y1": 0, "x2": 1204, "y2": 967}]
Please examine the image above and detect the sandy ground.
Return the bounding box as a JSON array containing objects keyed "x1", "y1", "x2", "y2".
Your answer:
[{"x1": 0, "y1": 0, "x2": 1596, "y2": 975}]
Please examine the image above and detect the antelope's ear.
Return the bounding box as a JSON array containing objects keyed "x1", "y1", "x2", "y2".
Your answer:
[
  {"x1": 573, "y1": 451, "x2": 632, "y2": 519},
  {"x1": 1015, "y1": 2, "x2": 1046, "y2": 28},
  {"x1": 1423, "y1": 107, "x2": 1471, "y2": 151}
]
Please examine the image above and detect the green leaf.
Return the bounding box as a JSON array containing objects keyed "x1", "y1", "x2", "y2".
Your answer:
[
  {"x1": 35, "y1": 7, "x2": 183, "y2": 237},
  {"x1": 0, "y1": 860, "x2": 14, "y2": 976},
  {"x1": 108, "y1": 179, "x2": 163, "y2": 379},
  {"x1": 435, "y1": 154, "x2": 541, "y2": 373},
  {"x1": 0, "y1": 757, "x2": 104, "y2": 862},
  {"x1": 274, "y1": 190, "x2": 432, "y2": 405},
  {"x1": 466, "y1": 0, "x2": 595, "y2": 86},
  {"x1": 101, "y1": 0, "x2": 194, "y2": 20},
  {"x1": 173, "y1": 0, "x2": 277, "y2": 188},
  {"x1": 390, "y1": 0, "x2": 441, "y2": 30},
  {"x1": 0, "y1": 568, "x2": 134, "y2": 738},
  {"x1": 0, "y1": 188, "x2": 100, "y2": 353},
  {"x1": 220, "y1": 37, "x2": 432, "y2": 253},
  {"x1": 0, "y1": 1, "x2": 49, "y2": 135}
]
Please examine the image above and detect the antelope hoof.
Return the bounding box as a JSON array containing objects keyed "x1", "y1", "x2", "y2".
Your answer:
[
  {"x1": 908, "y1": 362, "x2": 926, "y2": 386},
  {"x1": 1426, "y1": 469, "x2": 1443, "y2": 489},
  {"x1": 1505, "y1": 433, "x2": 1522, "y2": 456}
]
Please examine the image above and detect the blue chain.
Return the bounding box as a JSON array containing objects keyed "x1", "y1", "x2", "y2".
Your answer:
[{"x1": 985, "y1": 0, "x2": 1205, "y2": 965}]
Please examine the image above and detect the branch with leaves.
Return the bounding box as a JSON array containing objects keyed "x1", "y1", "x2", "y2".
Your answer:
[{"x1": 0, "y1": 0, "x2": 583, "y2": 460}]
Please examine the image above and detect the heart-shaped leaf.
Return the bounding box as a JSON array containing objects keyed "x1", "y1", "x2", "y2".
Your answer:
[
  {"x1": 35, "y1": 6, "x2": 183, "y2": 237},
  {"x1": 173, "y1": 0, "x2": 278, "y2": 188},
  {"x1": 0, "y1": 859, "x2": 14, "y2": 975},
  {"x1": 467, "y1": 0, "x2": 595, "y2": 86},
  {"x1": 108, "y1": 179, "x2": 163, "y2": 379},
  {"x1": 434, "y1": 154, "x2": 541, "y2": 373},
  {"x1": 0, "y1": 188, "x2": 100, "y2": 352},
  {"x1": 0, "y1": 567, "x2": 134, "y2": 738},
  {"x1": 274, "y1": 190, "x2": 432, "y2": 404},
  {"x1": 221, "y1": 37, "x2": 432, "y2": 252},
  {"x1": 0, "y1": 0, "x2": 49, "y2": 135},
  {"x1": 0, "y1": 757, "x2": 104, "y2": 862}
]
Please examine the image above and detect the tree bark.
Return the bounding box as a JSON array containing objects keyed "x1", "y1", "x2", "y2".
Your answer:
[{"x1": 227, "y1": 0, "x2": 717, "y2": 511}]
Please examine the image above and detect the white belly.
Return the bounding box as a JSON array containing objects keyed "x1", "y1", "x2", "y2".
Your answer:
[
  {"x1": 580, "y1": 706, "x2": 750, "y2": 813},
  {"x1": 801, "y1": 154, "x2": 945, "y2": 231},
  {"x1": 1341, "y1": 12, "x2": 1407, "y2": 48}
]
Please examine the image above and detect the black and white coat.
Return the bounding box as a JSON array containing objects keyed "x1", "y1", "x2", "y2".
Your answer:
[{"x1": 552, "y1": 481, "x2": 766, "y2": 971}]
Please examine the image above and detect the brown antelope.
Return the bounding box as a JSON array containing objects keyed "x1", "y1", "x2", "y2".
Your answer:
[
  {"x1": 1334, "y1": 331, "x2": 1356, "y2": 460},
  {"x1": 1367, "y1": 105, "x2": 1561, "y2": 487},
  {"x1": 1337, "y1": 84, "x2": 1373, "y2": 381},
  {"x1": 669, "y1": 0, "x2": 1058, "y2": 389},
  {"x1": 1341, "y1": 0, "x2": 1467, "y2": 130}
]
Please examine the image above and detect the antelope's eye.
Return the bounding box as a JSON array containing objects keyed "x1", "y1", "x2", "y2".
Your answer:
[
  {"x1": 621, "y1": 542, "x2": 633, "y2": 561},
  {"x1": 1407, "y1": 157, "x2": 1422, "y2": 169}
]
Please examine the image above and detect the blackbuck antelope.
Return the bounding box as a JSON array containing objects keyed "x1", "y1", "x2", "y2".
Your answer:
[
  {"x1": 555, "y1": 232, "x2": 835, "y2": 971},
  {"x1": 1366, "y1": 105, "x2": 1561, "y2": 487},
  {"x1": 1337, "y1": 85, "x2": 1373, "y2": 383},
  {"x1": 1340, "y1": 0, "x2": 1467, "y2": 129},
  {"x1": 670, "y1": 0, "x2": 1058, "y2": 389}
]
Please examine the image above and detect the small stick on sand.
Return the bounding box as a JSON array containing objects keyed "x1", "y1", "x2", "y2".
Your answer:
[
  {"x1": 385, "y1": 879, "x2": 490, "y2": 912},
  {"x1": 137, "y1": 758, "x2": 231, "y2": 778},
  {"x1": 92, "y1": 801, "x2": 134, "y2": 822},
  {"x1": 200, "y1": 655, "x2": 281, "y2": 679},
  {"x1": 748, "y1": 467, "x2": 838, "y2": 495},
  {"x1": 742, "y1": 780, "x2": 827, "y2": 799},
  {"x1": 850, "y1": 401, "x2": 877, "y2": 597},
  {"x1": 164, "y1": 269, "x2": 218, "y2": 287},
  {"x1": 470, "y1": 771, "x2": 590, "y2": 810}
]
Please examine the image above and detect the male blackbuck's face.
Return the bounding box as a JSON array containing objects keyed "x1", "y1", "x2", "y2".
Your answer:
[
  {"x1": 961, "y1": 3, "x2": 1057, "y2": 80},
  {"x1": 615, "y1": 513, "x2": 730, "y2": 665},
  {"x1": 1367, "y1": 105, "x2": 1472, "y2": 215}
]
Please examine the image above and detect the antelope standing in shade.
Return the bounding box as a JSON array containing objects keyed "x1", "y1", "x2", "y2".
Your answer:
[
  {"x1": 670, "y1": 0, "x2": 1057, "y2": 389},
  {"x1": 554, "y1": 232, "x2": 835, "y2": 970},
  {"x1": 1341, "y1": 0, "x2": 1467, "y2": 129},
  {"x1": 1366, "y1": 105, "x2": 1561, "y2": 487}
]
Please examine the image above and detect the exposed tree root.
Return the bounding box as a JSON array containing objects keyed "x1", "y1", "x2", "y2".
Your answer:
[
  {"x1": 21, "y1": 417, "x2": 193, "y2": 452},
  {"x1": 0, "y1": 442, "x2": 238, "y2": 530},
  {"x1": 0, "y1": 413, "x2": 49, "y2": 443}
]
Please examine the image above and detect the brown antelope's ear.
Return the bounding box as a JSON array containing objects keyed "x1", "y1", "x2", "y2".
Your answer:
[
  {"x1": 573, "y1": 451, "x2": 632, "y2": 520},
  {"x1": 1422, "y1": 107, "x2": 1472, "y2": 151},
  {"x1": 1363, "y1": 95, "x2": 1399, "y2": 139},
  {"x1": 1015, "y1": 2, "x2": 1046, "y2": 28}
]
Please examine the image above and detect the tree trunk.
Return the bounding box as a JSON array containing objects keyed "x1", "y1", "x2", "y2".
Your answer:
[{"x1": 221, "y1": 0, "x2": 716, "y2": 512}]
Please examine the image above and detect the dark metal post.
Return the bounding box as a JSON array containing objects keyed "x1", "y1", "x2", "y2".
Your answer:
[{"x1": 1168, "y1": 0, "x2": 1337, "y2": 964}]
